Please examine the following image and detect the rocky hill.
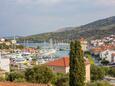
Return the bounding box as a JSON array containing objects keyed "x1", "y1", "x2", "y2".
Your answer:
[{"x1": 18, "y1": 16, "x2": 115, "y2": 42}]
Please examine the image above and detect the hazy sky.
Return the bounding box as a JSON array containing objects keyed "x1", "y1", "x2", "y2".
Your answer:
[{"x1": 0, "y1": 0, "x2": 115, "y2": 36}]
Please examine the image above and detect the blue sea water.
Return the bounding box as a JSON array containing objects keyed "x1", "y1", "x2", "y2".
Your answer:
[{"x1": 53, "y1": 50, "x2": 70, "y2": 57}]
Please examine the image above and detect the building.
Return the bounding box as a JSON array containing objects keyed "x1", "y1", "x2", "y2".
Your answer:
[
  {"x1": 100, "y1": 50, "x2": 115, "y2": 63},
  {"x1": 47, "y1": 57, "x2": 90, "y2": 82},
  {"x1": 0, "y1": 52, "x2": 10, "y2": 72},
  {"x1": 80, "y1": 38, "x2": 88, "y2": 51},
  {"x1": 111, "y1": 53, "x2": 115, "y2": 63}
]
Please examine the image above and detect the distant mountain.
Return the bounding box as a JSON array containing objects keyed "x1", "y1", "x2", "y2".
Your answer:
[
  {"x1": 55, "y1": 27, "x2": 75, "y2": 32},
  {"x1": 3, "y1": 36, "x2": 24, "y2": 39},
  {"x1": 18, "y1": 16, "x2": 115, "y2": 42}
]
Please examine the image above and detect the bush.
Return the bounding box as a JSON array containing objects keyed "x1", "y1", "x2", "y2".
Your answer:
[
  {"x1": 56, "y1": 77, "x2": 69, "y2": 86},
  {"x1": 86, "y1": 81, "x2": 113, "y2": 86},
  {"x1": 53, "y1": 73, "x2": 69, "y2": 86},
  {"x1": 0, "y1": 76, "x2": 6, "y2": 82},
  {"x1": 6, "y1": 71, "x2": 25, "y2": 82},
  {"x1": 101, "y1": 66, "x2": 110, "y2": 75},
  {"x1": 101, "y1": 59, "x2": 109, "y2": 65},
  {"x1": 108, "y1": 67, "x2": 115, "y2": 77},
  {"x1": 25, "y1": 65, "x2": 54, "y2": 84},
  {"x1": 14, "y1": 78, "x2": 26, "y2": 82},
  {"x1": 91, "y1": 65, "x2": 105, "y2": 81}
]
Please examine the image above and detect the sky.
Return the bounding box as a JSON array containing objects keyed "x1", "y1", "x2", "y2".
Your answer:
[{"x1": 0, "y1": 0, "x2": 115, "y2": 37}]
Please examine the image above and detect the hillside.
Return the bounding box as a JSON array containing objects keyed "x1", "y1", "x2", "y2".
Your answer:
[{"x1": 18, "y1": 16, "x2": 115, "y2": 42}]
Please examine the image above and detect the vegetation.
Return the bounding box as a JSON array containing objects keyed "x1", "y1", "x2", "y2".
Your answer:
[
  {"x1": 25, "y1": 65, "x2": 53, "y2": 84},
  {"x1": 69, "y1": 41, "x2": 85, "y2": 86},
  {"x1": 6, "y1": 71, "x2": 25, "y2": 82},
  {"x1": 85, "y1": 51, "x2": 94, "y2": 65},
  {"x1": 0, "y1": 43, "x2": 24, "y2": 50},
  {"x1": 108, "y1": 67, "x2": 115, "y2": 77},
  {"x1": 54, "y1": 73, "x2": 69, "y2": 86},
  {"x1": 0, "y1": 43, "x2": 10, "y2": 49},
  {"x1": 86, "y1": 80, "x2": 113, "y2": 86},
  {"x1": 16, "y1": 45, "x2": 24, "y2": 49},
  {"x1": 91, "y1": 65, "x2": 105, "y2": 81},
  {"x1": 101, "y1": 59, "x2": 110, "y2": 65},
  {"x1": 4, "y1": 63, "x2": 115, "y2": 85}
]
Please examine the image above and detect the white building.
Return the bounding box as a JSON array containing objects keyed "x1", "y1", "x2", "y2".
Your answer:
[
  {"x1": 0, "y1": 52, "x2": 10, "y2": 72},
  {"x1": 100, "y1": 50, "x2": 115, "y2": 63}
]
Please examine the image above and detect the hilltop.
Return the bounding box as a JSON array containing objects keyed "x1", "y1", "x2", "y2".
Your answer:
[{"x1": 18, "y1": 16, "x2": 115, "y2": 42}]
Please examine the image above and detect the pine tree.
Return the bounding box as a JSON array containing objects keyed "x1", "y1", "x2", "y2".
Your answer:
[{"x1": 69, "y1": 40, "x2": 85, "y2": 86}]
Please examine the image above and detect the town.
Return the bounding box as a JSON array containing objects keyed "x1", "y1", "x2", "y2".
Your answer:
[{"x1": 0, "y1": 34, "x2": 115, "y2": 86}]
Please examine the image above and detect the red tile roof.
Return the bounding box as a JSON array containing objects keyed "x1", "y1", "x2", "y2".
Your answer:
[
  {"x1": 91, "y1": 44, "x2": 115, "y2": 53},
  {"x1": 47, "y1": 57, "x2": 90, "y2": 67},
  {"x1": 0, "y1": 82, "x2": 49, "y2": 86},
  {"x1": 112, "y1": 53, "x2": 115, "y2": 57},
  {"x1": 47, "y1": 57, "x2": 69, "y2": 67}
]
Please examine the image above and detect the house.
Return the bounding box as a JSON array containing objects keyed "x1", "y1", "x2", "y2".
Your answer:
[
  {"x1": 80, "y1": 38, "x2": 88, "y2": 51},
  {"x1": 47, "y1": 57, "x2": 90, "y2": 82},
  {"x1": 111, "y1": 53, "x2": 115, "y2": 63},
  {"x1": 90, "y1": 44, "x2": 115, "y2": 55},
  {"x1": 0, "y1": 53, "x2": 10, "y2": 72},
  {"x1": 100, "y1": 50, "x2": 115, "y2": 63}
]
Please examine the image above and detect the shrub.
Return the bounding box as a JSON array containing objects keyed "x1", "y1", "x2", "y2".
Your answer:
[
  {"x1": 0, "y1": 76, "x2": 6, "y2": 82},
  {"x1": 25, "y1": 65, "x2": 54, "y2": 84},
  {"x1": 14, "y1": 78, "x2": 26, "y2": 83},
  {"x1": 86, "y1": 81, "x2": 113, "y2": 86},
  {"x1": 54, "y1": 73, "x2": 69, "y2": 86},
  {"x1": 91, "y1": 65, "x2": 105, "y2": 81},
  {"x1": 108, "y1": 67, "x2": 115, "y2": 77},
  {"x1": 6, "y1": 71, "x2": 25, "y2": 82}
]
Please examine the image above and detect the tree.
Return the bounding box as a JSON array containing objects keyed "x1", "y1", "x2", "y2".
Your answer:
[
  {"x1": 85, "y1": 53, "x2": 94, "y2": 65},
  {"x1": 91, "y1": 65, "x2": 105, "y2": 81},
  {"x1": 108, "y1": 67, "x2": 115, "y2": 77},
  {"x1": 16, "y1": 45, "x2": 24, "y2": 49},
  {"x1": 101, "y1": 59, "x2": 109, "y2": 65},
  {"x1": 37, "y1": 46, "x2": 41, "y2": 49},
  {"x1": 69, "y1": 40, "x2": 85, "y2": 86},
  {"x1": 54, "y1": 73, "x2": 69, "y2": 86},
  {"x1": 25, "y1": 65, "x2": 54, "y2": 84},
  {"x1": 6, "y1": 71, "x2": 25, "y2": 82}
]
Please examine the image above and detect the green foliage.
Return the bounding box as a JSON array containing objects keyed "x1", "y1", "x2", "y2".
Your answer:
[
  {"x1": 69, "y1": 41, "x2": 85, "y2": 86},
  {"x1": 101, "y1": 59, "x2": 109, "y2": 65},
  {"x1": 91, "y1": 65, "x2": 105, "y2": 81},
  {"x1": 6, "y1": 71, "x2": 25, "y2": 82},
  {"x1": 53, "y1": 73, "x2": 69, "y2": 86},
  {"x1": 85, "y1": 52, "x2": 94, "y2": 65},
  {"x1": 0, "y1": 76, "x2": 6, "y2": 82},
  {"x1": 14, "y1": 78, "x2": 26, "y2": 82},
  {"x1": 101, "y1": 66, "x2": 110, "y2": 75},
  {"x1": 16, "y1": 45, "x2": 24, "y2": 49},
  {"x1": 37, "y1": 46, "x2": 41, "y2": 49},
  {"x1": 25, "y1": 65, "x2": 54, "y2": 84},
  {"x1": 108, "y1": 67, "x2": 115, "y2": 77},
  {"x1": 86, "y1": 80, "x2": 113, "y2": 86},
  {"x1": 51, "y1": 73, "x2": 64, "y2": 85},
  {"x1": 0, "y1": 43, "x2": 24, "y2": 49},
  {"x1": 0, "y1": 43, "x2": 10, "y2": 49},
  {"x1": 56, "y1": 76, "x2": 69, "y2": 86}
]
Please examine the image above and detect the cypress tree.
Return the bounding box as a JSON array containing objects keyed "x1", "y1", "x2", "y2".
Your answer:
[{"x1": 69, "y1": 40, "x2": 85, "y2": 86}]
